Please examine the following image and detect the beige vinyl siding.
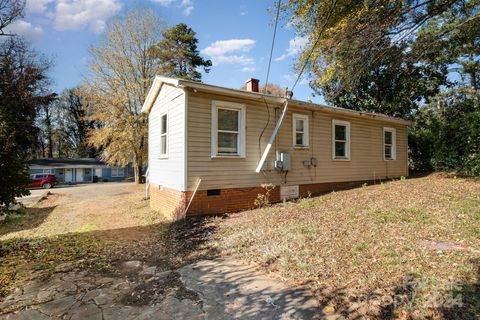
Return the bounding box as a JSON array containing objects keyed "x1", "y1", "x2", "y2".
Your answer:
[
  {"x1": 149, "y1": 84, "x2": 186, "y2": 191},
  {"x1": 186, "y1": 90, "x2": 408, "y2": 191}
]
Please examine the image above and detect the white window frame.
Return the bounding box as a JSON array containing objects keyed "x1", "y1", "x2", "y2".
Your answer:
[
  {"x1": 292, "y1": 113, "x2": 309, "y2": 148},
  {"x1": 111, "y1": 166, "x2": 124, "y2": 177},
  {"x1": 211, "y1": 100, "x2": 246, "y2": 158},
  {"x1": 42, "y1": 169, "x2": 53, "y2": 174},
  {"x1": 332, "y1": 120, "x2": 351, "y2": 160},
  {"x1": 383, "y1": 127, "x2": 396, "y2": 160},
  {"x1": 159, "y1": 112, "x2": 168, "y2": 159}
]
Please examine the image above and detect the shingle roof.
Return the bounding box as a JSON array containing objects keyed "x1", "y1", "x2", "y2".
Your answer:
[
  {"x1": 142, "y1": 76, "x2": 411, "y2": 126},
  {"x1": 27, "y1": 158, "x2": 106, "y2": 168}
]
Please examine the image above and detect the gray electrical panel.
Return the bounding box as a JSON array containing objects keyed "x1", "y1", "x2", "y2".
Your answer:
[{"x1": 274, "y1": 152, "x2": 291, "y2": 171}]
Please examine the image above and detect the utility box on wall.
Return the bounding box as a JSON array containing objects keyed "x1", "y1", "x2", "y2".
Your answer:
[{"x1": 274, "y1": 152, "x2": 291, "y2": 171}]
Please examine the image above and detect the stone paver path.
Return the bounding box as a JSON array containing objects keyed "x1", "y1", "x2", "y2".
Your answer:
[{"x1": 1, "y1": 258, "x2": 319, "y2": 319}]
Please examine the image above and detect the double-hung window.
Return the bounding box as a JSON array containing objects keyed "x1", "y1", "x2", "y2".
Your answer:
[
  {"x1": 383, "y1": 127, "x2": 396, "y2": 160},
  {"x1": 159, "y1": 113, "x2": 168, "y2": 158},
  {"x1": 332, "y1": 120, "x2": 351, "y2": 160},
  {"x1": 292, "y1": 113, "x2": 309, "y2": 147},
  {"x1": 211, "y1": 100, "x2": 246, "y2": 157},
  {"x1": 111, "y1": 167, "x2": 124, "y2": 177}
]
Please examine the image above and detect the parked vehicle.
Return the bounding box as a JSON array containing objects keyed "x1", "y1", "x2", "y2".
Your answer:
[{"x1": 27, "y1": 174, "x2": 59, "y2": 189}]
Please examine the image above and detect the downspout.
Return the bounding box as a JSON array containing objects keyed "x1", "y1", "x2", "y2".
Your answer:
[{"x1": 255, "y1": 99, "x2": 289, "y2": 173}]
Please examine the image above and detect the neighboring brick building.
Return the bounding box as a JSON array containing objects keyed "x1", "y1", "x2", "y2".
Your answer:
[{"x1": 142, "y1": 76, "x2": 410, "y2": 220}]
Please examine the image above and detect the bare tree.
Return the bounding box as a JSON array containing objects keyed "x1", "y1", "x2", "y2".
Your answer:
[
  {"x1": 83, "y1": 9, "x2": 165, "y2": 184},
  {"x1": 0, "y1": 0, "x2": 25, "y2": 36}
]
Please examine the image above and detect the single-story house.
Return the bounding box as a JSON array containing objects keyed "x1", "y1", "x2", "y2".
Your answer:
[
  {"x1": 27, "y1": 158, "x2": 133, "y2": 183},
  {"x1": 142, "y1": 76, "x2": 410, "y2": 220}
]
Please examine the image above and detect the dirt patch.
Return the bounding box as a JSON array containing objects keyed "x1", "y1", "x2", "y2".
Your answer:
[{"x1": 120, "y1": 271, "x2": 200, "y2": 306}]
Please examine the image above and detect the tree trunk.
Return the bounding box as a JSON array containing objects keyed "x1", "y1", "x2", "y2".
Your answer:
[
  {"x1": 47, "y1": 134, "x2": 53, "y2": 158},
  {"x1": 134, "y1": 163, "x2": 143, "y2": 184}
]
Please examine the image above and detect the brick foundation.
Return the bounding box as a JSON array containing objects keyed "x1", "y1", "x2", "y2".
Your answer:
[
  {"x1": 149, "y1": 184, "x2": 187, "y2": 220},
  {"x1": 150, "y1": 179, "x2": 384, "y2": 220}
]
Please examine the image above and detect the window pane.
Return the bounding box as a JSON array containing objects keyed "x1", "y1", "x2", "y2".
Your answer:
[
  {"x1": 335, "y1": 141, "x2": 346, "y2": 157},
  {"x1": 161, "y1": 115, "x2": 167, "y2": 134},
  {"x1": 296, "y1": 132, "x2": 304, "y2": 145},
  {"x1": 385, "y1": 131, "x2": 392, "y2": 145},
  {"x1": 161, "y1": 135, "x2": 167, "y2": 154},
  {"x1": 218, "y1": 132, "x2": 238, "y2": 154},
  {"x1": 385, "y1": 145, "x2": 392, "y2": 159},
  {"x1": 296, "y1": 119, "x2": 304, "y2": 132},
  {"x1": 335, "y1": 125, "x2": 346, "y2": 140},
  {"x1": 218, "y1": 109, "x2": 239, "y2": 131}
]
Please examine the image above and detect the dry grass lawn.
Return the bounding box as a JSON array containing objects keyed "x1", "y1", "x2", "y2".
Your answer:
[
  {"x1": 212, "y1": 174, "x2": 480, "y2": 319},
  {"x1": 1, "y1": 177, "x2": 479, "y2": 319},
  {"x1": 0, "y1": 183, "x2": 215, "y2": 299}
]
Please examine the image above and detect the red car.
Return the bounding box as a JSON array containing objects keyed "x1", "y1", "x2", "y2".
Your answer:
[{"x1": 27, "y1": 173, "x2": 59, "y2": 189}]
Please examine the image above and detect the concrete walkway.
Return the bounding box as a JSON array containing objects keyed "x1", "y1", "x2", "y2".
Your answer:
[
  {"x1": 0, "y1": 258, "x2": 319, "y2": 320},
  {"x1": 15, "y1": 189, "x2": 50, "y2": 207},
  {"x1": 178, "y1": 258, "x2": 319, "y2": 319}
]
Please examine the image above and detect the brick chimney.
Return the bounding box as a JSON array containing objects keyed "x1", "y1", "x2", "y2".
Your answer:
[{"x1": 245, "y1": 78, "x2": 259, "y2": 93}]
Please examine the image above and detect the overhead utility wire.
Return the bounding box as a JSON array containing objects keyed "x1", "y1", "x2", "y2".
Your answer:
[
  {"x1": 264, "y1": 0, "x2": 282, "y2": 90},
  {"x1": 258, "y1": 0, "x2": 282, "y2": 159},
  {"x1": 291, "y1": 0, "x2": 338, "y2": 92}
]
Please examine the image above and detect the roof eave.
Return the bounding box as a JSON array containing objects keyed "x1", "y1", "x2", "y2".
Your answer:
[
  {"x1": 141, "y1": 76, "x2": 180, "y2": 113},
  {"x1": 142, "y1": 76, "x2": 411, "y2": 126}
]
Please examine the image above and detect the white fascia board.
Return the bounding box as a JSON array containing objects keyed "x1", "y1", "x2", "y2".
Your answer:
[
  {"x1": 141, "y1": 76, "x2": 180, "y2": 114},
  {"x1": 142, "y1": 76, "x2": 411, "y2": 126}
]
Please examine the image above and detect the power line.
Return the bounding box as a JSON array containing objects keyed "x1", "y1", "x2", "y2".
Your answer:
[
  {"x1": 291, "y1": 0, "x2": 338, "y2": 92},
  {"x1": 258, "y1": 0, "x2": 282, "y2": 159},
  {"x1": 264, "y1": 0, "x2": 282, "y2": 91}
]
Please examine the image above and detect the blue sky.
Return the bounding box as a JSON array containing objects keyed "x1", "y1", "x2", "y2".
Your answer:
[{"x1": 8, "y1": 0, "x2": 322, "y2": 103}]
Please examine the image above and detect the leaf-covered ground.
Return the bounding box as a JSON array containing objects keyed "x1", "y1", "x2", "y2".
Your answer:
[
  {"x1": 212, "y1": 174, "x2": 480, "y2": 319},
  {"x1": 1, "y1": 176, "x2": 479, "y2": 319},
  {"x1": 0, "y1": 183, "x2": 216, "y2": 299}
]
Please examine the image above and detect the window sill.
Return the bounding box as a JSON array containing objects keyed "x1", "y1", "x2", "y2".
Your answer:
[
  {"x1": 158, "y1": 155, "x2": 168, "y2": 159},
  {"x1": 293, "y1": 146, "x2": 309, "y2": 150},
  {"x1": 384, "y1": 158, "x2": 396, "y2": 161},
  {"x1": 211, "y1": 154, "x2": 246, "y2": 159},
  {"x1": 332, "y1": 157, "x2": 351, "y2": 161}
]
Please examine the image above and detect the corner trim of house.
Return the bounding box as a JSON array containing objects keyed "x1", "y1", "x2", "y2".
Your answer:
[{"x1": 183, "y1": 87, "x2": 189, "y2": 192}]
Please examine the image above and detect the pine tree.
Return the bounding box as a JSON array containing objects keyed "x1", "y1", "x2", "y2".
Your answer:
[{"x1": 153, "y1": 23, "x2": 212, "y2": 81}]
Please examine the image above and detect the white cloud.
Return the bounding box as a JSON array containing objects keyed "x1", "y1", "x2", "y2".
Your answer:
[
  {"x1": 26, "y1": 0, "x2": 54, "y2": 14},
  {"x1": 4, "y1": 20, "x2": 44, "y2": 41},
  {"x1": 241, "y1": 66, "x2": 255, "y2": 73},
  {"x1": 150, "y1": 0, "x2": 193, "y2": 16},
  {"x1": 54, "y1": 0, "x2": 122, "y2": 34},
  {"x1": 202, "y1": 39, "x2": 256, "y2": 66},
  {"x1": 180, "y1": 0, "x2": 193, "y2": 15},
  {"x1": 275, "y1": 36, "x2": 308, "y2": 61},
  {"x1": 202, "y1": 39, "x2": 255, "y2": 56},
  {"x1": 150, "y1": 0, "x2": 175, "y2": 5},
  {"x1": 282, "y1": 74, "x2": 309, "y2": 86},
  {"x1": 282, "y1": 74, "x2": 293, "y2": 82}
]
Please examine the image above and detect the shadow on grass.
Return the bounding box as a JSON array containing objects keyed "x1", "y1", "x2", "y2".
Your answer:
[
  {"x1": 0, "y1": 206, "x2": 57, "y2": 237},
  {"x1": 0, "y1": 216, "x2": 322, "y2": 318},
  {"x1": 0, "y1": 216, "x2": 220, "y2": 297},
  {"x1": 305, "y1": 258, "x2": 480, "y2": 319},
  {"x1": 440, "y1": 258, "x2": 480, "y2": 320},
  {"x1": 3, "y1": 212, "x2": 476, "y2": 318}
]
